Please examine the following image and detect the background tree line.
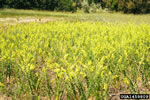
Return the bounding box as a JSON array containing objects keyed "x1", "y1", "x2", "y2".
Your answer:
[
  {"x1": 0, "y1": 0, "x2": 149, "y2": 13},
  {"x1": 103, "y1": 0, "x2": 150, "y2": 13}
]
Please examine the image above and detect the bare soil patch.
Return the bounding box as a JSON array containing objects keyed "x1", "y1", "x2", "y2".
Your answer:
[{"x1": 0, "y1": 17, "x2": 63, "y2": 25}]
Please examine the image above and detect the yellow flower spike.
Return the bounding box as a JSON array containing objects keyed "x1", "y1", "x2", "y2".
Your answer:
[
  {"x1": 48, "y1": 63, "x2": 53, "y2": 69},
  {"x1": 21, "y1": 65, "x2": 25, "y2": 71},
  {"x1": 64, "y1": 54, "x2": 68, "y2": 60},
  {"x1": 104, "y1": 83, "x2": 108, "y2": 90},
  {"x1": 56, "y1": 96, "x2": 59, "y2": 100},
  {"x1": 51, "y1": 79, "x2": 55, "y2": 84},
  {"x1": 124, "y1": 51, "x2": 128, "y2": 58},
  {"x1": 99, "y1": 65, "x2": 103, "y2": 69},
  {"x1": 70, "y1": 71, "x2": 75, "y2": 77},
  {"x1": 129, "y1": 66, "x2": 132, "y2": 71},
  {"x1": 100, "y1": 56, "x2": 105, "y2": 65},
  {"x1": 30, "y1": 58, "x2": 35, "y2": 63},
  {"x1": 101, "y1": 71, "x2": 104, "y2": 78},
  {"x1": 96, "y1": 70, "x2": 100, "y2": 76},
  {"x1": 137, "y1": 77, "x2": 142, "y2": 82},
  {"x1": 112, "y1": 75, "x2": 118, "y2": 79},
  {"x1": 88, "y1": 61, "x2": 92, "y2": 65},
  {"x1": 39, "y1": 48, "x2": 42, "y2": 54},
  {"x1": 35, "y1": 73, "x2": 39, "y2": 77},
  {"x1": 103, "y1": 66, "x2": 107, "y2": 71},
  {"x1": 11, "y1": 43, "x2": 14, "y2": 48},
  {"x1": 30, "y1": 64, "x2": 35, "y2": 70},
  {"x1": 54, "y1": 69, "x2": 60, "y2": 73},
  {"x1": 61, "y1": 68, "x2": 66, "y2": 73},
  {"x1": 0, "y1": 82, "x2": 5, "y2": 87},
  {"x1": 118, "y1": 57, "x2": 122, "y2": 64},
  {"x1": 65, "y1": 76, "x2": 69, "y2": 81},
  {"x1": 111, "y1": 54, "x2": 115, "y2": 59},
  {"x1": 58, "y1": 72, "x2": 64, "y2": 79},
  {"x1": 123, "y1": 78, "x2": 129, "y2": 85},
  {"x1": 26, "y1": 68, "x2": 29, "y2": 73},
  {"x1": 80, "y1": 72, "x2": 86, "y2": 78},
  {"x1": 42, "y1": 67, "x2": 46, "y2": 73},
  {"x1": 109, "y1": 71, "x2": 112, "y2": 76},
  {"x1": 55, "y1": 63, "x2": 60, "y2": 68},
  {"x1": 75, "y1": 68, "x2": 79, "y2": 73},
  {"x1": 90, "y1": 66, "x2": 94, "y2": 72}
]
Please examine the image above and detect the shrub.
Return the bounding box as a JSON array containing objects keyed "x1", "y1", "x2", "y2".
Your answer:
[
  {"x1": 89, "y1": 3, "x2": 103, "y2": 13},
  {"x1": 82, "y1": 0, "x2": 90, "y2": 13}
]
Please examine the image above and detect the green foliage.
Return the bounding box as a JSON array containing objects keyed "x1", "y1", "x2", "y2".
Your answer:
[
  {"x1": 102, "y1": 0, "x2": 150, "y2": 13},
  {"x1": 55, "y1": 0, "x2": 75, "y2": 11},
  {"x1": 124, "y1": 0, "x2": 150, "y2": 13},
  {"x1": 0, "y1": 0, "x2": 74, "y2": 11}
]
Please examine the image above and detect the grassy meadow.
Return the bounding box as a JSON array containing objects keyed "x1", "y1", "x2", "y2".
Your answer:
[
  {"x1": 0, "y1": 9, "x2": 150, "y2": 100},
  {"x1": 0, "y1": 9, "x2": 150, "y2": 24}
]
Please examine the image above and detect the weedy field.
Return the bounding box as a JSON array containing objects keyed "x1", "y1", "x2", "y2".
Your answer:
[
  {"x1": 0, "y1": 21, "x2": 150, "y2": 99},
  {"x1": 1, "y1": 9, "x2": 150, "y2": 24}
]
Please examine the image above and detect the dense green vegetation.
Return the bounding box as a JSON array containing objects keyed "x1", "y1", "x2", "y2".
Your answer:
[
  {"x1": 0, "y1": 22, "x2": 150, "y2": 99},
  {"x1": 102, "y1": 0, "x2": 150, "y2": 13},
  {"x1": 0, "y1": 0, "x2": 150, "y2": 13}
]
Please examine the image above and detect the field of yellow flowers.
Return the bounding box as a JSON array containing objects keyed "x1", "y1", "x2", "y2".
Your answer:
[{"x1": 0, "y1": 21, "x2": 150, "y2": 99}]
